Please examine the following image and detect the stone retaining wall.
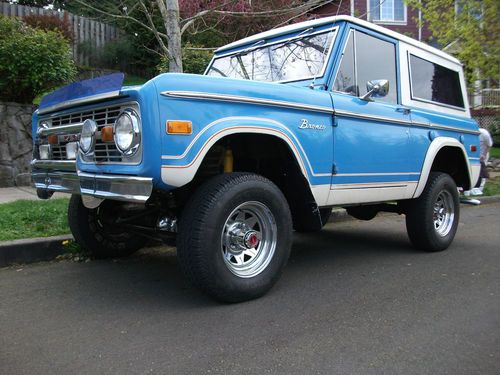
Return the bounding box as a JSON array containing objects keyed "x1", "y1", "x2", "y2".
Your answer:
[{"x1": 0, "y1": 102, "x2": 36, "y2": 187}]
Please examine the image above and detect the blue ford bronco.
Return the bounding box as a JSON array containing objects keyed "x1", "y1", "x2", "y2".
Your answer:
[{"x1": 32, "y1": 16, "x2": 480, "y2": 302}]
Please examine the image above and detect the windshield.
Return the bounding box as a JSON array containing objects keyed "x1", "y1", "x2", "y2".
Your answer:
[{"x1": 206, "y1": 28, "x2": 337, "y2": 83}]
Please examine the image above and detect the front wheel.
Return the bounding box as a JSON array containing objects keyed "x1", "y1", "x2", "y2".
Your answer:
[
  {"x1": 405, "y1": 172, "x2": 460, "y2": 252},
  {"x1": 177, "y1": 173, "x2": 292, "y2": 302},
  {"x1": 68, "y1": 195, "x2": 145, "y2": 258}
]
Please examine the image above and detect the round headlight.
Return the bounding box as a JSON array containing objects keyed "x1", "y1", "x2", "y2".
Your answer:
[
  {"x1": 80, "y1": 119, "x2": 97, "y2": 154},
  {"x1": 114, "y1": 109, "x2": 140, "y2": 156}
]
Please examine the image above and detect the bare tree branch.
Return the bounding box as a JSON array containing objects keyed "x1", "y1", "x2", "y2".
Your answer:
[
  {"x1": 72, "y1": 0, "x2": 337, "y2": 74},
  {"x1": 142, "y1": 44, "x2": 164, "y2": 57},
  {"x1": 138, "y1": 0, "x2": 169, "y2": 56},
  {"x1": 73, "y1": 0, "x2": 162, "y2": 37},
  {"x1": 272, "y1": 0, "x2": 334, "y2": 29},
  {"x1": 180, "y1": 0, "x2": 329, "y2": 35}
]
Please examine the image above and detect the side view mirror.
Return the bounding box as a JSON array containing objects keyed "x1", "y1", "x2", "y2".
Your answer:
[{"x1": 360, "y1": 79, "x2": 389, "y2": 101}]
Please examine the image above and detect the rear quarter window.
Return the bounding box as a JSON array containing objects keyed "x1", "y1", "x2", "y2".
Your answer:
[{"x1": 409, "y1": 54, "x2": 464, "y2": 109}]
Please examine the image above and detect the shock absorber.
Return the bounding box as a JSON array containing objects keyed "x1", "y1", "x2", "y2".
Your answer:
[{"x1": 224, "y1": 147, "x2": 233, "y2": 173}]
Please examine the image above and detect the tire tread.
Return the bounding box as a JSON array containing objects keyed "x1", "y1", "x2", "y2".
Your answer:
[
  {"x1": 406, "y1": 172, "x2": 459, "y2": 252},
  {"x1": 177, "y1": 173, "x2": 292, "y2": 302}
]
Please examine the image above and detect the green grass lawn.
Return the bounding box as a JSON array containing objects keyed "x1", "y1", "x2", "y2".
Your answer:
[
  {"x1": 490, "y1": 147, "x2": 500, "y2": 158},
  {"x1": 0, "y1": 198, "x2": 70, "y2": 241},
  {"x1": 483, "y1": 176, "x2": 500, "y2": 197},
  {"x1": 123, "y1": 74, "x2": 149, "y2": 86}
]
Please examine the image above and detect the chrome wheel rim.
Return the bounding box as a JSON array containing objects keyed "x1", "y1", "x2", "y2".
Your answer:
[
  {"x1": 433, "y1": 190, "x2": 455, "y2": 237},
  {"x1": 221, "y1": 201, "x2": 277, "y2": 278}
]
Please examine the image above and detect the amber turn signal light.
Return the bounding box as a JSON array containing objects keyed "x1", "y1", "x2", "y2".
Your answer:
[
  {"x1": 101, "y1": 126, "x2": 114, "y2": 142},
  {"x1": 47, "y1": 134, "x2": 59, "y2": 144},
  {"x1": 167, "y1": 120, "x2": 192, "y2": 135}
]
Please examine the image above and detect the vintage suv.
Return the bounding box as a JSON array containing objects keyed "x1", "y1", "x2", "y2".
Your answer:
[{"x1": 31, "y1": 16, "x2": 480, "y2": 302}]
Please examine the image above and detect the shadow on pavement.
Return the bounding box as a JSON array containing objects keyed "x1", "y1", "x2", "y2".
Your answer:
[{"x1": 44, "y1": 216, "x2": 422, "y2": 310}]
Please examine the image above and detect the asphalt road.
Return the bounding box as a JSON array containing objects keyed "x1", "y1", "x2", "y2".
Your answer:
[{"x1": 1, "y1": 202, "x2": 499, "y2": 375}]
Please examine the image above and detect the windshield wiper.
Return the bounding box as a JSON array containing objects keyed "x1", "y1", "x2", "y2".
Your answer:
[
  {"x1": 272, "y1": 27, "x2": 314, "y2": 51},
  {"x1": 234, "y1": 39, "x2": 266, "y2": 56}
]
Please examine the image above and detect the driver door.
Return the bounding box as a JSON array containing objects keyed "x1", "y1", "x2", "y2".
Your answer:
[{"x1": 328, "y1": 29, "x2": 413, "y2": 205}]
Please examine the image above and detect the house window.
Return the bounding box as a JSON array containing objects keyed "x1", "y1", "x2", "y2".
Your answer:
[{"x1": 368, "y1": 0, "x2": 406, "y2": 23}]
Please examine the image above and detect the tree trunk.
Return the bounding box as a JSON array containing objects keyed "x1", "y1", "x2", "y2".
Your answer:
[{"x1": 157, "y1": 0, "x2": 183, "y2": 72}]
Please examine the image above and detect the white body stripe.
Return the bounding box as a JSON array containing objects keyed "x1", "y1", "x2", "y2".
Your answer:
[
  {"x1": 327, "y1": 182, "x2": 418, "y2": 206},
  {"x1": 311, "y1": 184, "x2": 331, "y2": 206},
  {"x1": 161, "y1": 116, "x2": 332, "y2": 178},
  {"x1": 161, "y1": 126, "x2": 309, "y2": 187},
  {"x1": 334, "y1": 172, "x2": 421, "y2": 177},
  {"x1": 162, "y1": 91, "x2": 334, "y2": 114}
]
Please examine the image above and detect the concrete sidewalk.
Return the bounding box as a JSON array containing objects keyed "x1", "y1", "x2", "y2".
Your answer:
[{"x1": 0, "y1": 186, "x2": 66, "y2": 204}]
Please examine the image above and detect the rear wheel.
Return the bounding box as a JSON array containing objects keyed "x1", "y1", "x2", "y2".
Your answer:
[
  {"x1": 405, "y1": 172, "x2": 460, "y2": 252},
  {"x1": 68, "y1": 195, "x2": 145, "y2": 258},
  {"x1": 177, "y1": 173, "x2": 292, "y2": 302}
]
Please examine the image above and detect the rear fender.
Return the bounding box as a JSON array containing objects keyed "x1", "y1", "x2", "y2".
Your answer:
[{"x1": 413, "y1": 137, "x2": 476, "y2": 198}]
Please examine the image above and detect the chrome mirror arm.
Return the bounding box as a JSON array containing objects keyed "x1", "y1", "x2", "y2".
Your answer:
[
  {"x1": 360, "y1": 79, "x2": 389, "y2": 101},
  {"x1": 360, "y1": 86, "x2": 378, "y2": 101}
]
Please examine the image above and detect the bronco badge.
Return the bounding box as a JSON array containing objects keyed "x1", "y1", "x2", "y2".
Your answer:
[{"x1": 299, "y1": 119, "x2": 326, "y2": 130}]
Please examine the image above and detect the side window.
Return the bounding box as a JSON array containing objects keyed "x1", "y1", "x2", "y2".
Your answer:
[
  {"x1": 333, "y1": 32, "x2": 356, "y2": 95},
  {"x1": 409, "y1": 54, "x2": 464, "y2": 108},
  {"x1": 355, "y1": 31, "x2": 398, "y2": 103},
  {"x1": 333, "y1": 30, "x2": 398, "y2": 104}
]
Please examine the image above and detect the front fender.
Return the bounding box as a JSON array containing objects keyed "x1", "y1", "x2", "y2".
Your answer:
[{"x1": 160, "y1": 116, "x2": 310, "y2": 187}]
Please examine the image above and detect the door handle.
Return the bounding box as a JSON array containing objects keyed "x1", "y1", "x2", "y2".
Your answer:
[{"x1": 396, "y1": 107, "x2": 411, "y2": 115}]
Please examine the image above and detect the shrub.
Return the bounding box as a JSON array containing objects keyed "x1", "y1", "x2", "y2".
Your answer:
[
  {"x1": 157, "y1": 43, "x2": 213, "y2": 75},
  {"x1": 493, "y1": 117, "x2": 500, "y2": 147},
  {"x1": 0, "y1": 16, "x2": 76, "y2": 104},
  {"x1": 23, "y1": 14, "x2": 74, "y2": 42}
]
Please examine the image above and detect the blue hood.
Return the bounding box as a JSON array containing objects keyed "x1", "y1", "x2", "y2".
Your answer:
[{"x1": 39, "y1": 73, "x2": 125, "y2": 110}]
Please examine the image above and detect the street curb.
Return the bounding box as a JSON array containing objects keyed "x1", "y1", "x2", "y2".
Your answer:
[
  {"x1": 0, "y1": 196, "x2": 498, "y2": 267},
  {"x1": 0, "y1": 235, "x2": 73, "y2": 267},
  {"x1": 475, "y1": 195, "x2": 500, "y2": 204}
]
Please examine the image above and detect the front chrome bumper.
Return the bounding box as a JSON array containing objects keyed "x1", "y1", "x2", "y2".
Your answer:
[{"x1": 31, "y1": 160, "x2": 153, "y2": 203}]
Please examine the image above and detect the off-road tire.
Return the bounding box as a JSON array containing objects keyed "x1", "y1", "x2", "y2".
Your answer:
[
  {"x1": 177, "y1": 173, "x2": 292, "y2": 303},
  {"x1": 405, "y1": 172, "x2": 460, "y2": 252},
  {"x1": 68, "y1": 195, "x2": 144, "y2": 258}
]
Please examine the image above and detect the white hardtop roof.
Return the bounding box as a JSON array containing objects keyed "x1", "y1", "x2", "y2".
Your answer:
[{"x1": 216, "y1": 15, "x2": 460, "y2": 65}]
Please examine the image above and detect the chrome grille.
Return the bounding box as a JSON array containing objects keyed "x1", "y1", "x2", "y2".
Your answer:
[
  {"x1": 41, "y1": 102, "x2": 140, "y2": 164},
  {"x1": 51, "y1": 145, "x2": 67, "y2": 160},
  {"x1": 51, "y1": 106, "x2": 121, "y2": 127},
  {"x1": 51, "y1": 105, "x2": 122, "y2": 163},
  {"x1": 94, "y1": 142, "x2": 122, "y2": 162}
]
